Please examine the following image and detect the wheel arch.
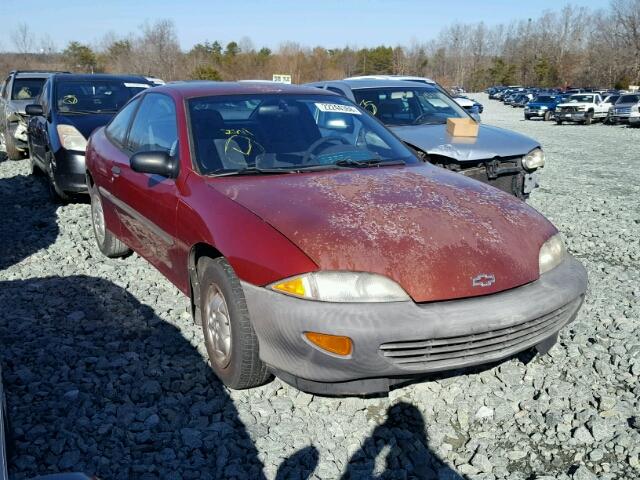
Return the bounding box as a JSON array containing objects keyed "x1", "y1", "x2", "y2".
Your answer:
[{"x1": 188, "y1": 242, "x2": 225, "y2": 325}]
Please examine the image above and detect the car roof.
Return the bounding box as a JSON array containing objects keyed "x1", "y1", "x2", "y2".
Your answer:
[
  {"x1": 310, "y1": 79, "x2": 441, "y2": 90},
  {"x1": 151, "y1": 81, "x2": 337, "y2": 99},
  {"x1": 12, "y1": 71, "x2": 57, "y2": 79},
  {"x1": 50, "y1": 73, "x2": 153, "y2": 83}
]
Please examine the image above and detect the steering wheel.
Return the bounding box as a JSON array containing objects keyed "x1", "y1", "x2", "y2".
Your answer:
[
  {"x1": 413, "y1": 112, "x2": 432, "y2": 125},
  {"x1": 301, "y1": 136, "x2": 351, "y2": 164}
]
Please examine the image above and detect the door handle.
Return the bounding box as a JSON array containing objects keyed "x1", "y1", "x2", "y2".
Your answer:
[{"x1": 111, "y1": 165, "x2": 121, "y2": 176}]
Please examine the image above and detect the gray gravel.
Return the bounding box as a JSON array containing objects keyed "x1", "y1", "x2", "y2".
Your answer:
[{"x1": 1, "y1": 96, "x2": 639, "y2": 479}]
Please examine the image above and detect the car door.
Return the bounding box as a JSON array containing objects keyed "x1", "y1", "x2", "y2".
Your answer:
[
  {"x1": 111, "y1": 92, "x2": 180, "y2": 277},
  {"x1": 28, "y1": 80, "x2": 49, "y2": 167}
]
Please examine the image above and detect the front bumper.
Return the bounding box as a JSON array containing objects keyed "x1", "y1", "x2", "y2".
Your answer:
[
  {"x1": 52, "y1": 149, "x2": 87, "y2": 193},
  {"x1": 629, "y1": 114, "x2": 640, "y2": 125},
  {"x1": 556, "y1": 111, "x2": 587, "y2": 121},
  {"x1": 243, "y1": 256, "x2": 587, "y2": 394},
  {"x1": 524, "y1": 108, "x2": 550, "y2": 117}
]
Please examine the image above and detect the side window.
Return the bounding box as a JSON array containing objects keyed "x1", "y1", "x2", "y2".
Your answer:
[
  {"x1": 105, "y1": 97, "x2": 141, "y2": 147},
  {"x1": 327, "y1": 86, "x2": 346, "y2": 97},
  {"x1": 127, "y1": 93, "x2": 177, "y2": 154},
  {"x1": 1, "y1": 76, "x2": 11, "y2": 98},
  {"x1": 39, "y1": 81, "x2": 50, "y2": 113}
]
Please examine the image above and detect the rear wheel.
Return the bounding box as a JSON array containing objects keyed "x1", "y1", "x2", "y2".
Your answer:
[
  {"x1": 197, "y1": 256, "x2": 270, "y2": 389},
  {"x1": 89, "y1": 183, "x2": 130, "y2": 258}
]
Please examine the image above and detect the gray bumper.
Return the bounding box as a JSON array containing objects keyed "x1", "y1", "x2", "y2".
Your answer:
[
  {"x1": 243, "y1": 257, "x2": 587, "y2": 394},
  {"x1": 557, "y1": 112, "x2": 586, "y2": 121}
]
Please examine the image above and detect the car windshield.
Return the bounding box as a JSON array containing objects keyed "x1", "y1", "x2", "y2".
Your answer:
[
  {"x1": 11, "y1": 78, "x2": 45, "y2": 100},
  {"x1": 567, "y1": 95, "x2": 594, "y2": 103},
  {"x1": 351, "y1": 86, "x2": 468, "y2": 126},
  {"x1": 533, "y1": 96, "x2": 555, "y2": 102},
  {"x1": 605, "y1": 95, "x2": 620, "y2": 103},
  {"x1": 617, "y1": 94, "x2": 640, "y2": 103},
  {"x1": 55, "y1": 79, "x2": 150, "y2": 114},
  {"x1": 188, "y1": 94, "x2": 417, "y2": 175}
]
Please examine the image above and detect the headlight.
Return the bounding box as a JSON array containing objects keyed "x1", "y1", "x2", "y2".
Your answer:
[
  {"x1": 270, "y1": 271, "x2": 410, "y2": 302},
  {"x1": 57, "y1": 124, "x2": 87, "y2": 151},
  {"x1": 523, "y1": 148, "x2": 545, "y2": 170},
  {"x1": 540, "y1": 106, "x2": 548, "y2": 110},
  {"x1": 539, "y1": 234, "x2": 567, "y2": 275}
]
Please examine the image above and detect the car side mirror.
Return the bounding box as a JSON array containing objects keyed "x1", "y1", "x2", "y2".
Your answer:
[
  {"x1": 130, "y1": 151, "x2": 177, "y2": 178},
  {"x1": 25, "y1": 104, "x2": 43, "y2": 116}
]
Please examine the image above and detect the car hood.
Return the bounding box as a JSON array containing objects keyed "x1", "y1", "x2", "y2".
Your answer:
[
  {"x1": 208, "y1": 164, "x2": 556, "y2": 302},
  {"x1": 527, "y1": 102, "x2": 555, "y2": 108},
  {"x1": 454, "y1": 98, "x2": 474, "y2": 107},
  {"x1": 56, "y1": 113, "x2": 116, "y2": 140},
  {"x1": 614, "y1": 102, "x2": 639, "y2": 108},
  {"x1": 389, "y1": 123, "x2": 539, "y2": 162},
  {"x1": 557, "y1": 102, "x2": 590, "y2": 108}
]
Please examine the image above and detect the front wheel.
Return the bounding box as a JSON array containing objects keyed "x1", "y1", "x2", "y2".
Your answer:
[
  {"x1": 584, "y1": 112, "x2": 593, "y2": 125},
  {"x1": 47, "y1": 161, "x2": 70, "y2": 203},
  {"x1": 2, "y1": 130, "x2": 22, "y2": 160},
  {"x1": 544, "y1": 111, "x2": 552, "y2": 121},
  {"x1": 198, "y1": 256, "x2": 270, "y2": 389},
  {"x1": 556, "y1": 120, "x2": 563, "y2": 125},
  {"x1": 89, "y1": 184, "x2": 130, "y2": 258}
]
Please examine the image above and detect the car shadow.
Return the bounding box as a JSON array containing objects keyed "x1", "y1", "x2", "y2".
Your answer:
[
  {"x1": 0, "y1": 275, "x2": 301, "y2": 479},
  {"x1": 0, "y1": 172, "x2": 59, "y2": 271},
  {"x1": 340, "y1": 402, "x2": 466, "y2": 479}
]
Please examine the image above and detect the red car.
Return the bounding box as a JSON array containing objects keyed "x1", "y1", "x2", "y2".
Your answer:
[{"x1": 85, "y1": 82, "x2": 587, "y2": 395}]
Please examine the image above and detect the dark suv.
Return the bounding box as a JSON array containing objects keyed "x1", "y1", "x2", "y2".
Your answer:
[
  {"x1": 26, "y1": 73, "x2": 153, "y2": 200},
  {"x1": 0, "y1": 70, "x2": 65, "y2": 160}
]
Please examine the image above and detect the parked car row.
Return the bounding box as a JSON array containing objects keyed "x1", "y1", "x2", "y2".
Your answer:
[
  {"x1": 486, "y1": 85, "x2": 640, "y2": 127},
  {"x1": 2, "y1": 75, "x2": 587, "y2": 404}
]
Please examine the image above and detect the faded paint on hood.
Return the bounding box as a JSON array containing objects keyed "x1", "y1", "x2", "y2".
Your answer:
[
  {"x1": 208, "y1": 164, "x2": 556, "y2": 302},
  {"x1": 390, "y1": 123, "x2": 540, "y2": 162}
]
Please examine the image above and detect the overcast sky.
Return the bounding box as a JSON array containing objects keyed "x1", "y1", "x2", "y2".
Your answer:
[{"x1": 0, "y1": 0, "x2": 611, "y2": 52}]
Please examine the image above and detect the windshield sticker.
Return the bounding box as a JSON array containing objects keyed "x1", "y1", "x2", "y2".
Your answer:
[
  {"x1": 124, "y1": 83, "x2": 151, "y2": 89},
  {"x1": 315, "y1": 103, "x2": 361, "y2": 115},
  {"x1": 359, "y1": 100, "x2": 378, "y2": 115},
  {"x1": 62, "y1": 95, "x2": 78, "y2": 105}
]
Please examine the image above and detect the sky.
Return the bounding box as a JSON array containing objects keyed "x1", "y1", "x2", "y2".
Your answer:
[{"x1": 0, "y1": 0, "x2": 611, "y2": 52}]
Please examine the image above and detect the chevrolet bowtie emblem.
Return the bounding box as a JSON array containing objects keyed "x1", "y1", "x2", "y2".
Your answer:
[{"x1": 472, "y1": 273, "x2": 495, "y2": 287}]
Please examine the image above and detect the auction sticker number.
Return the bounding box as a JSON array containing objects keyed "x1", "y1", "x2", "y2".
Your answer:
[{"x1": 315, "y1": 103, "x2": 361, "y2": 115}]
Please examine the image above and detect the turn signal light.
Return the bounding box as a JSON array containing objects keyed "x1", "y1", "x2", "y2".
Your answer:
[
  {"x1": 304, "y1": 332, "x2": 352, "y2": 356},
  {"x1": 272, "y1": 277, "x2": 306, "y2": 297}
]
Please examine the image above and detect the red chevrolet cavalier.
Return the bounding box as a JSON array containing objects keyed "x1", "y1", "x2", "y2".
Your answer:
[{"x1": 85, "y1": 82, "x2": 587, "y2": 394}]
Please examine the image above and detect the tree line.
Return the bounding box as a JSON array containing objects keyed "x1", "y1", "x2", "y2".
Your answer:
[{"x1": 2, "y1": 1, "x2": 639, "y2": 90}]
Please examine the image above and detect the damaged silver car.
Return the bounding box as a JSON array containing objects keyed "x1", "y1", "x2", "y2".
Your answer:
[
  {"x1": 0, "y1": 70, "x2": 64, "y2": 160},
  {"x1": 307, "y1": 78, "x2": 545, "y2": 199}
]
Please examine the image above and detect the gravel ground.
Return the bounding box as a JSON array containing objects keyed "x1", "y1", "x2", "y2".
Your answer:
[{"x1": 1, "y1": 96, "x2": 639, "y2": 480}]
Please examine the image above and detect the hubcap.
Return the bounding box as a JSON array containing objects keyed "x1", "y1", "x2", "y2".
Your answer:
[
  {"x1": 91, "y1": 192, "x2": 106, "y2": 245},
  {"x1": 204, "y1": 285, "x2": 232, "y2": 367}
]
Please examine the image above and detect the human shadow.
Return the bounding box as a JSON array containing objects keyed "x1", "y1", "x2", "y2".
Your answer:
[
  {"x1": 341, "y1": 402, "x2": 466, "y2": 480},
  {"x1": 0, "y1": 275, "x2": 317, "y2": 480},
  {"x1": 0, "y1": 172, "x2": 60, "y2": 271}
]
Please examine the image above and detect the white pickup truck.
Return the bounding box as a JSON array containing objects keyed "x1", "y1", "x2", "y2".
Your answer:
[{"x1": 555, "y1": 93, "x2": 610, "y2": 125}]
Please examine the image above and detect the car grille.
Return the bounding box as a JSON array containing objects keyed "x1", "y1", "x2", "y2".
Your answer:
[
  {"x1": 615, "y1": 107, "x2": 631, "y2": 114},
  {"x1": 379, "y1": 297, "x2": 582, "y2": 370},
  {"x1": 558, "y1": 106, "x2": 578, "y2": 113}
]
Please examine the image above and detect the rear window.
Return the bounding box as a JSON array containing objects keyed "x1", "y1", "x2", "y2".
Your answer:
[{"x1": 11, "y1": 78, "x2": 45, "y2": 100}]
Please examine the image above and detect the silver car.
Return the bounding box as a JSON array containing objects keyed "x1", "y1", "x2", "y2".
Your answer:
[
  {"x1": 610, "y1": 93, "x2": 640, "y2": 124},
  {"x1": 306, "y1": 79, "x2": 544, "y2": 199},
  {"x1": 0, "y1": 70, "x2": 63, "y2": 160}
]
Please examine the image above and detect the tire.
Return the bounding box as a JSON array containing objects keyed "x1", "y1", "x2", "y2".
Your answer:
[
  {"x1": 524, "y1": 114, "x2": 531, "y2": 120},
  {"x1": 47, "y1": 161, "x2": 70, "y2": 203},
  {"x1": 544, "y1": 111, "x2": 552, "y2": 121},
  {"x1": 584, "y1": 112, "x2": 593, "y2": 125},
  {"x1": 197, "y1": 256, "x2": 270, "y2": 389},
  {"x1": 4, "y1": 130, "x2": 22, "y2": 160},
  {"x1": 89, "y1": 183, "x2": 131, "y2": 258},
  {"x1": 556, "y1": 120, "x2": 563, "y2": 125}
]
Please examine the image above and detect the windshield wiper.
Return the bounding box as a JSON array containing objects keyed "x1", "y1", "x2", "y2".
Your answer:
[
  {"x1": 334, "y1": 158, "x2": 405, "y2": 168},
  {"x1": 210, "y1": 166, "x2": 295, "y2": 177}
]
